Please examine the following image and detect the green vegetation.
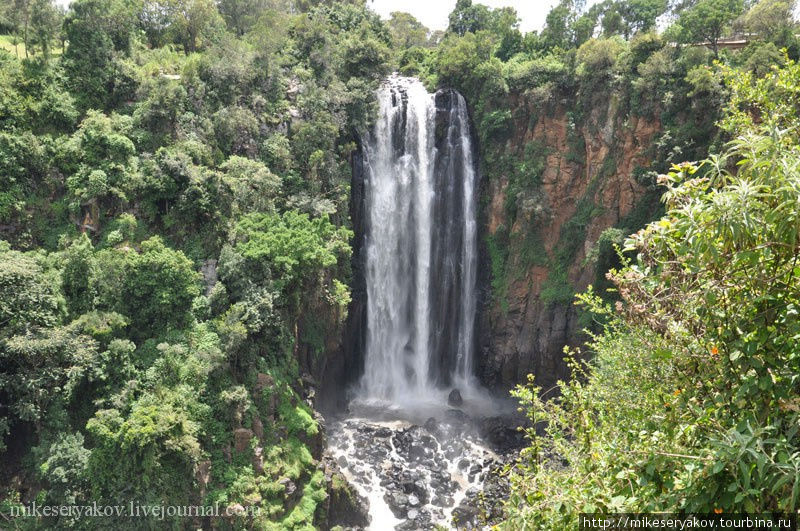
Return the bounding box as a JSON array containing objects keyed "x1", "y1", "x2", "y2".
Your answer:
[
  {"x1": 0, "y1": 0, "x2": 387, "y2": 528},
  {"x1": 0, "y1": 0, "x2": 797, "y2": 528},
  {"x1": 507, "y1": 57, "x2": 800, "y2": 526}
]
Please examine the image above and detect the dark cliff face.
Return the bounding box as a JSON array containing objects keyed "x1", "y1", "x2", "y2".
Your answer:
[
  {"x1": 318, "y1": 146, "x2": 367, "y2": 411},
  {"x1": 476, "y1": 95, "x2": 661, "y2": 394},
  {"x1": 429, "y1": 88, "x2": 478, "y2": 387}
]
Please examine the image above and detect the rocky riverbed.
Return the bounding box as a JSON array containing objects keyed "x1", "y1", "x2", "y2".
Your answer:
[{"x1": 325, "y1": 395, "x2": 524, "y2": 530}]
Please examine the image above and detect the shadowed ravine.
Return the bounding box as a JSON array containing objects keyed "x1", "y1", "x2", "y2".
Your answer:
[{"x1": 327, "y1": 76, "x2": 517, "y2": 530}]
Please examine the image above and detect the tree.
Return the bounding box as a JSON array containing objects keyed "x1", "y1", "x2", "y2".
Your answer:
[
  {"x1": 132, "y1": 75, "x2": 188, "y2": 149},
  {"x1": 218, "y1": 0, "x2": 270, "y2": 35},
  {"x1": 60, "y1": 111, "x2": 139, "y2": 215},
  {"x1": 0, "y1": 131, "x2": 48, "y2": 221},
  {"x1": 62, "y1": 0, "x2": 138, "y2": 109},
  {"x1": 539, "y1": 0, "x2": 581, "y2": 50},
  {"x1": 573, "y1": 3, "x2": 603, "y2": 45},
  {"x1": 220, "y1": 155, "x2": 282, "y2": 215},
  {"x1": 213, "y1": 105, "x2": 260, "y2": 157},
  {"x1": 141, "y1": 0, "x2": 223, "y2": 51},
  {"x1": 86, "y1": 394, "x2": 203, "y2": 519},
  {"x1": 675, "y1": 0, "x2": 744, "y2": 56},
  {"x1": 3, "y1": 0, "x2": 32, "y2": 58},
  {"x1": 37, "y1": 432, "x2": 91, "y2": 508},
  {"x1": 0, "y1": 244, "x2": 63, "y2": 336},
  {"x1": 85, "y1": 335, "x2": 221, "y2": 523},
  {"x1": 448, "y1": 0, "x2": 492, "y2": 36},
  {"x1": 28, "y1": 0, "x2": 62, "y2": 59},
  {"x1": 387, "y1": 11, "x2": 429, "y2": 49},
  {"x1": 233, "y1": 211, "x2": 351, "y2": 296},
  {"x1": 738, "y1": 0, "x2": 795, "y2": 45},
  {"x1": 1, "y1": 327, "x2": 96, "y2": 426},
  {"x1": 338, "y1": 29, "x2": 391, "y2": 80},
  {"x1": 598, "y1": 0, "x2": 668, "y2": 38},
  {"x1": 619, "y1": 0, "x2": 668, "y2": 35},
  {"x1": 61, "y1": 234, "x2": 98, "y2": 318},
  {"x1": 575, "y1": 36, "x2": 626, "y2": 79},
  {"x1": 118, "y1": 237, "x2": 201, "y2": 336},
  {"x1": 0, "y1": 0, "x2": 19, "y2": 34},
  {"x1": 435, "y1": 29, "x2": 504, "y2": 106},
  {"x1": 488, "y1": 6, "x2": 522, "y2": 60},
  {"x1": 166, "y1": 0, "x2": 224, "y2": 52}
]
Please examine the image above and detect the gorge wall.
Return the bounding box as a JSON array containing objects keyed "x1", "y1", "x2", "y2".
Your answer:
[{"x1": 475, "y1": 92, "x2": 662, "y2": 393}]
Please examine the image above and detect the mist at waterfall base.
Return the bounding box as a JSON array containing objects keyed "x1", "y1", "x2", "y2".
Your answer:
[{"x1": 327, "y1": 76, "x2": 516, "y2": 530}]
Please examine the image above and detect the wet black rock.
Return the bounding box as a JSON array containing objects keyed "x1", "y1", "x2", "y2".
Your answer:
[
  {"x1": 386, "y1": 491, "x2": 409, "y2": 518},
  {"x1": 399, "y1": 477, "x2": 429, "y2": 505},
  {"x1": 451, "y1": 461, "x2": 510, "y2": 530},
  {"x1": 452, "y1": 503, "x2": 480, "y2": 529},
  {"x1": 319, "y1": 456, "x2": 370, "y2": 530},
  {"x1": 396, "y1": 508, "x2": 432, "y2": 530},
  {"x1": 444, "y1": 408, "x2": 469, "y2": 424},
  {"x1": 393, "y1": 426, "x2": 438, "y2": 463},
  {"x1": 327, "y1": 415, "x2": 511, "y2": 530},
  {"x1": 448, "y1": 388, "x2": 463, "y2": 407},
  {"x1": 424, "y1": 417, "x2": 439, "y2": 433},
  {"x1": 478, "y1": 415, "x2": 527, "y2": 453},
  {"x1": 431, "y1": 494, "x2": 454, "y2": 507}
]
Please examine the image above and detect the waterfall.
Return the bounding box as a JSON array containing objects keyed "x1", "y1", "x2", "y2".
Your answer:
[
  {"x1": 359, "y1": 76, "x2": 478, "y2": 404},
  {"x1": 329, "y1": 82, "x2": 500, "y2": 529}
]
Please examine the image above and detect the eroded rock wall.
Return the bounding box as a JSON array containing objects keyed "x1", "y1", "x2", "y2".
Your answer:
[{"x1": 477, "y1": 94, "x2": 660, "y2": 393}]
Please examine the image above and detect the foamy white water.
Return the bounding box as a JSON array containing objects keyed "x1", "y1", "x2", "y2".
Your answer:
[
  {"x1": 328, "y1": 75, "x2": 495, "y2": 531},
  {"x1": 359, "y1": 75, "x2": 479, "y2": 404}
]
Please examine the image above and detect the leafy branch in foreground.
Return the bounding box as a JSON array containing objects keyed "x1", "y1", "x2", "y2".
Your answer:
[{"x1": 505, "y1": 58, "x2": 800, "y2": 528}]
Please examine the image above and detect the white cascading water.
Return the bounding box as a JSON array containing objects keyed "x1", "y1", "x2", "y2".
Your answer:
[
  {"x1": 327, "y1": 76, "x2": 505, "y2": 531},
  {"x1": 359, "y1": 78, "x2": 433, "y2": 400},
  {"x1": 455, "y1": 95, "x2": 478, "y2": 388},
  {"x1": 359, "y1": 75, "x2": 478, "y2": 404}
]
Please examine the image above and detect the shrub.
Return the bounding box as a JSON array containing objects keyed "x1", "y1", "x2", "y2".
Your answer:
[
  {"x1": 508, "y1": 59, "x2": 800, "y2": 525},
  {"x1": 575, "y1": 37, "x2": 626, "y2": 79}
]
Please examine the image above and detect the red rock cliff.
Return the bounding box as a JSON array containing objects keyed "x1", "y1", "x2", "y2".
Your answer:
[{"x1": 477, "y1": 94, "x2": 660, "y2": 392}]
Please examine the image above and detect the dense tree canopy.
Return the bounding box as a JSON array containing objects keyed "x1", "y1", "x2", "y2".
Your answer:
[
  {"x1": 0, "y1": 0, "x2": 796, "y2": 527},
  {"x1": 0, "y1": 0, "x2": 385, "y2": 527}
]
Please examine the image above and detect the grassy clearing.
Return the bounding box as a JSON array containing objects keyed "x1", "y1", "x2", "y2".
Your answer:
[
  {"x1": 0, "y1": 34, "x2": 64, "y2": 58},
  {"x1": 0, "y1": 34, "x2": 26, "y2": 57}
]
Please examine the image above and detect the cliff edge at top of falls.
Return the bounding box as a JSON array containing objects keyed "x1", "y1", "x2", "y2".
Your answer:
[{"x1": 476, "y1": 93, "x2": 661, "y2": 394}]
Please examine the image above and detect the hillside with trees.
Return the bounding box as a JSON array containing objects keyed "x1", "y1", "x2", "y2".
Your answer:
[{"x1": 0, "y1": 0, "x2": 797, "y2": 529}]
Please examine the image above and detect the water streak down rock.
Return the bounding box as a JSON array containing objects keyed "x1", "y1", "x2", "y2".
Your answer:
[{"x1": 358, "y1": 76, "x2": 478, "y2": 402}]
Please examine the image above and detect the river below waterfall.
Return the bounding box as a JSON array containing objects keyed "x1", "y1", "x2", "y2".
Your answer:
[
  {"x1": 327, "y1": 75, "x2": 520, "y2": 530},
  {"x1": 327, "y1": 390, "x2": 521, "y2": 529}
]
